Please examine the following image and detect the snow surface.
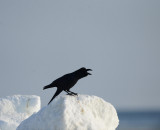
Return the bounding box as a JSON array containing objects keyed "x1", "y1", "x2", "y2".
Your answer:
[
  {"x1": 17, "y1": 95, "x2": 119, "y2": 130},
  {"x1": 0, "y1": 95, "x2": 40, "y2": 130}
]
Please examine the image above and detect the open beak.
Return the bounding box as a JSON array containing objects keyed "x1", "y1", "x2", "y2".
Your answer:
[{"x1": 87, "y1": 69, "x2": 92, "y2": 75}]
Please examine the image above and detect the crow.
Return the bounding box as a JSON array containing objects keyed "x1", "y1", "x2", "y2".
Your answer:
[{"x1": 43, "y1": 67, "x2": 92, "y2": 105}]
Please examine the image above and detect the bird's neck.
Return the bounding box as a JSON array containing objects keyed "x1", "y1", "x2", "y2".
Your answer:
[{"x1": 73, "y1": 72, "x2": 85, "y2": 79}]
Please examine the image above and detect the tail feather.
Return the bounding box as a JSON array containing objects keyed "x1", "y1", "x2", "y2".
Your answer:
[{"x1": 48, "y1": 88, "x2": 63, "y2": 105}]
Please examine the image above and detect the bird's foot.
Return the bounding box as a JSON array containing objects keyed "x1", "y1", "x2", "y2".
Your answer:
[
  {"x1": 73, "y1": 93, "x2": 78, "y2": 96},
  {"x1": 66, "y1": 93, "x2": 74, "y2": 96},
  {"x1": 70, "y1": 92, "x2": 78, "y2": 95},
  {"x1": 72, "y1": 93, "x2": 78, "y2": 97},
  {"x1": 66, "y1": 93, "x2": 78, "y2": 97}
]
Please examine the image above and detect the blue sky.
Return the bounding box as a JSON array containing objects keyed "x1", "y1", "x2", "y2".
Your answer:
[{"x1": 0, "y1": 0, "x2": 160, "y2": 110}]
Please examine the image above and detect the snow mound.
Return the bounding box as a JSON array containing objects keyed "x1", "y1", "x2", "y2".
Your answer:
[
  {"x1": 17, "y1": 95, "x2": 119, "y2": 130},
  {"x1": 0, "y1": 95, "x2": 40, "y2": 130}
]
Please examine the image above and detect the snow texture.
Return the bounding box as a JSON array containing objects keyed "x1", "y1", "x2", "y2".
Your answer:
[
  {"x1": 17, "y1": 95, "x2": 119, "y2": 130},
  {"x1": 0, "y1": 95, "x2": 40, "y2": 130}
]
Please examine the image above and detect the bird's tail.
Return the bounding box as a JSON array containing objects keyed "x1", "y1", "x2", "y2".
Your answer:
[
  {"x1": 48, "y1": 88, "x2": 62, "y2": 105},
  {"x1": 43, "y1": 84, "x2": 54, "y2": 90}
]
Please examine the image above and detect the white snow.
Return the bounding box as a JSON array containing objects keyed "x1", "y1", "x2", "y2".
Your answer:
[
  {"x1": 0, "y1": 95, "x2": 40, "y2": 130},
  {"x1": 17, "y1": 95, "x2": 119, "y2": 130}
]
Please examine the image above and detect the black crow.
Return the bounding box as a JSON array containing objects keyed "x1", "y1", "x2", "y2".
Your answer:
[{"x1": 43, "y1": 67, "x2": 92, "y2": 105}]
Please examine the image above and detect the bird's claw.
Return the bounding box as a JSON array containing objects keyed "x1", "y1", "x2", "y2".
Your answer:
[
  {"x1": 66, "y1": 93, "x2": 73, "y2": 95},
  {"x1": 66, "y1": 93, "x2": 78, "y2": 96}
]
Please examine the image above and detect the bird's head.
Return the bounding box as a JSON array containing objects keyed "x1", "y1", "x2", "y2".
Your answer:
[{"x1": 76, "y1": 67, "x2": 92, "y2": 78}]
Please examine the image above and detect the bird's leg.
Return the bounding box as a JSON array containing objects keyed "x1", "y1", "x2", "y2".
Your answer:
[
  {"x1": 67, "y1": 90, "x2": 78, "y2": 96},
  {"x1": 64, "y1": 90, "x2": 74, "y2": 95}
]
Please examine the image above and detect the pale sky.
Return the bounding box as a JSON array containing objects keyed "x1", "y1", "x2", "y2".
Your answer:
[{"x1": 0, "y1": 0, "x2": 160, "y2": 110}]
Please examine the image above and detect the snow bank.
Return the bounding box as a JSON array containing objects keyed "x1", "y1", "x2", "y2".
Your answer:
[
  {"x1": 0, "y1": 95, "x2": 40, "y2": 130},
  {"x1": 17, "y1": 95, "x2": 119, "y2": 130}
]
